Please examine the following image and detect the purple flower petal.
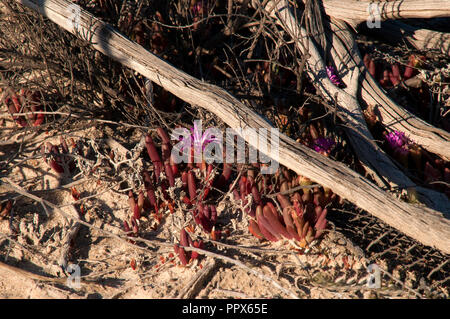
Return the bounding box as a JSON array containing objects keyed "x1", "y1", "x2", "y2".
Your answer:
[
  {"x1": 326, "y1": 66, "x2": 344, "y2": 87},
  {"x1": 312, "y1": 137, "x2": 335, "y2": 153},
  {"x1": 385, "y1": 131, "x2": 408, "y2": 148},
  {"x1": 384, "y1": 131, "x2": 413, "y2": 155},
  {"x1": 179, "y1": 125, "x2": 221, "y2": 151}
]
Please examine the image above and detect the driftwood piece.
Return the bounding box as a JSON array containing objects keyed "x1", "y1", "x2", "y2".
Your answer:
[
  {"x1": 326, "y1": 20, "x2": 450, "y2": 200},
  {"x1": 292, "y1": 0, "x2": 450, "y2": 161},
  {"x1": 364, "y1": 20, "x2": 450, "y2": 56},
  {"x1": 176, "y1": 258, "x2": 218, "y2": 299},
  {"x1": 359, "y1": 58, "x2": 450, "y2": 158},
  {"x1": 269, "y1": 0, "x2": 450, "y2": 212},
  {"x1": 347, "y1": 26, "x2": 450, "y2": 161},
  {"x1": 15, "y1": 0, "x2": 450, "y2": 254},
  {"x1": 303, "y1": 0, "x2": 450, "y2": 158},
  {"x1": 320, "y1": 0, "x2": 450, "y2": 27}
]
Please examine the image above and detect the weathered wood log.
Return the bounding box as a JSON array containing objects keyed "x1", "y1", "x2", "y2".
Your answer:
[
  {"x1": 363, "y1": 20, "x2": 450, "y2": 56},
  {"x1": 319, "y1": 0, "x2": 450, "y2": 27},
  {"x1": 293, "y1": 0, "x2": 450, "y2": 161},
  {"x1": 294, "y1": 0, "x2": 450, "y2": 159},
  {"x1": 268, "y1": 0, "x2": 450, "y2": 212},
  {"x1": 329, "y1": 19, "x2": 450, "y2": 159},
  {"x1": 359, "y1": 50, "x2": 450, "y2": 160},
  {"x1": 15, "y1": 0, "x2": 450, "y2": 254}
]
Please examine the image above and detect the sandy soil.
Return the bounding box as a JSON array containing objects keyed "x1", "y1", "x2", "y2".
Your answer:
[{"x1": 1, "y1": 113, "x2": 434, "y2": 300}]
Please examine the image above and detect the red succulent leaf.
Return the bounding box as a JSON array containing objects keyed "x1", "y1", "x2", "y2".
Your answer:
[
  {"x1": 210, "y1": 205, "x2": 217, "y2": 224},
  {"x1": 251, "y1": 185, "x2": 262, "y2": 205},
  {"x1": 248, "y1": 219, "x2": 264, "y2": 240},
  {"x1": 256, "y1": 205, "x2": 279, "y2": 241},
  {"x1": 0, "y1": 200, "x2": 12, "y2": 219},
  {"x1": 277, "y1": 193, "x2": 291, "y2": 209},
  {"x1": 187, "y1": 171, "x2": 197, "y2": 202},
  {"x1": 263, "y1": 204, "x2": 291, "y2": 239},
  {"x1": 180, "y1": 228, "x2": 190, "y2": 247},
  {"x1": 49, "y1": 159, "x2": 64, "y2": 174},
  {"x1": 71, "y1": 187, "x2": 81, "y2": 201},
  {"x1": 123, "y1": 220, "x2": 131, "y2": 233},
  {"x1": 143, "y1": 170, "x2": 157, "y2": 207},
  {"x1": 134, "y1": 203, "x2": 141, "y2": 220},
  {"x1": 424, "y1": 162, "x2": 441, "y2": 183},
  {"x1": 282, "y1": 207, "x2": 301, "y2": 241},
  {"x1": 177, "y1": 247, "x2": 189, "y2": 266},
  {"x1": 145, "y1": 134, "x2": 162, "y2": 180}
]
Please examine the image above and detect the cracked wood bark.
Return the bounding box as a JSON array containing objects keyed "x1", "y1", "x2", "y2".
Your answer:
[
  {"x1": 320, "y1": 0, "x2": 450, "y2": 28},
  {"x1": 360, "y1": 68, "x2": 450, "y2": 158},
  {"x1": 364, "y1": 20, "x2": 450, "y2": 57},
  {"x1": 15, "y1": 0, "x2": 450, "y2": 254},
  {"x1": 325, "y1": 20, "x2": 450, "y2": 204},
  {"x1": 299, "y1": 0, "x2": 450, "y2": 159},
  {"x1": 346, "y1": 25, "x2": 450, "y2": 160},
  {"x1": 268, "y1": 0, "x2": 450, "y2": 213}
]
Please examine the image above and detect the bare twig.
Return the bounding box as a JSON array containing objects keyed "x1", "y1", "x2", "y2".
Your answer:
[{"x1": 176, "y1": 257, "x2": 218, "y2": 299}]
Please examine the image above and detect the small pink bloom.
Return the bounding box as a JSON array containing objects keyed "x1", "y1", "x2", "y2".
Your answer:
[
  {"x1": 311, "y1": 137, "x2": 335, "y2": 154},
  {"x1": 384, "y1": 131, "x2": 412, "y2": 155}
]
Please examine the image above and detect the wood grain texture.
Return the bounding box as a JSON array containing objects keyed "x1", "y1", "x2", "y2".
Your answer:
[
  {"x1": 288, "y1": 0, "x2": 450, "y2": 160},
  {"x1": 366, "y1": 20, "x2": 450, "y2": 57},
  {"x1": 320, "y1": 0, "x2": 450, "y2": 26}
]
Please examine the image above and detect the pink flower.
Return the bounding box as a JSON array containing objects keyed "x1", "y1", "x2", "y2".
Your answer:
[
  {"x1": 384, "y1": 131, "x2": 411, "y2": 155},
  {"x1": 179, "y1": 122, "x2": 220, "y2": 151},
  {"x1": 326, "y1": 66, "x2": 344, "y2": 87},
  {"x1": 191, "y1": 0, "x2": 208, "y2": 16},
  {"x1": 311, "y1": 137, "x2": 335, "y2": 154}
]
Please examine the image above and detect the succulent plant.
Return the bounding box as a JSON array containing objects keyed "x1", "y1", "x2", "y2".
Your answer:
[
  {"x1": 122, "y1": 126, "x2": 337, "y2": 265},
  {"x1": 3, "y1": 89, "x2": 44, "y2": 127}
]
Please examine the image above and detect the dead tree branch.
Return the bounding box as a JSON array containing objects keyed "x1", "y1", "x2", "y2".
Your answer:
[
  {"x1": 266, "y1": 0, "x2": 450, "y2": 211},
  {"x1": 319, "y1": 0, "x2": 450, "y2": 27}
]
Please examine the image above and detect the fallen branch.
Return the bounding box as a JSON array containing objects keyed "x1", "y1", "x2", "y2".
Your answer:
[
  {"x1": 320, "y1": 0, "x2": 450, "y2": 27},
  {"x1": 364, "y1": 20, "x2": 450, "y2": 56},
  {"x1": 176, "y1": 257, "x2": 218, "y2": 299},
  {"x1": 291, "y1": 0, "x2": 450, "y2": 161},
  {"x1": 14, "y1": 0, "x2": 450, "y2": 254},
  {"x1": 268, "y1": 1, "x2": 450, "y2": 211},
  {"x1": 57, "y1": 204, "x2": 81, "y2": 271}
]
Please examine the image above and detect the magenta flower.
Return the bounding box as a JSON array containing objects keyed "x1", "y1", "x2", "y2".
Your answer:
[
  {"x1": 385, "y1": 131, "x2": 411, "y2": 155},
  {"x1": 311, "y1": 137, "x2": 335, "y2": 154},
  {"x1": 326, "y1": 66, "x2": 344, "y2": 87},
  {"x1": 191, "y1": 0, "x2": 208, "y2": 16},
  {"x1": 179, "y1": 121, "x2": 220, "y2": 151}
]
